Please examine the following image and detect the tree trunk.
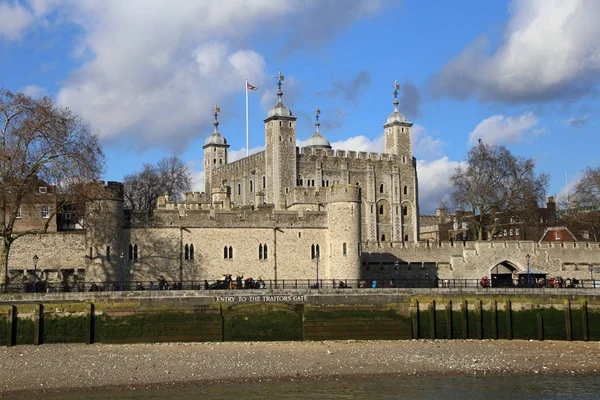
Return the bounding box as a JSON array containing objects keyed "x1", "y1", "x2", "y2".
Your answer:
[{"x1": 1, "y1": 239, "x2": 11, "y2": 285}]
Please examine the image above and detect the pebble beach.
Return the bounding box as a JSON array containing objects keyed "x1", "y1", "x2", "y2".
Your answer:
[{"x1": 1, "y1": 340, "x2": 599, "y2": 396}]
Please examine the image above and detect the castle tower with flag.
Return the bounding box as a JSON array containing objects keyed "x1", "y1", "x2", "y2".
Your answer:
[{"x1": 202, "y1": 73, "x2": 420, "y2": 244}]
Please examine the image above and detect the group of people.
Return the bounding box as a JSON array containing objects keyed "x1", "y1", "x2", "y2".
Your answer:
[
  {"x1": 205, "y1": 274, "x2": 266, "y2": 290},
  {"x1": 136, "y1": 276, "x2": 181, "y2": 291},
  {"x1": 479, "y1": 274, "x2": 583, "y2": 288}
]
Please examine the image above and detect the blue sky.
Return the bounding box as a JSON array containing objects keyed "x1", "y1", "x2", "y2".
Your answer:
[{"x1": 2, "y1": 0, "x2": 599, "y2": 213}]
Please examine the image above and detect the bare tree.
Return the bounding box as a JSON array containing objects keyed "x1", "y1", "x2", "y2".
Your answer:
[
  {"x1": 0, "y1": 89, "x2": 105, "y2": 284},
  {"x1": 573, "y1": 167, "x2": 600, "y2": 207},
  {"x1": 566, "y1": 166, "x2": 600, "y2": 241},
  {"x1": 124, "y1": 156, "x2": 191, "y2": 216},
  {"x1": 157, "y1": 156, "x2": 192, "y2": 201},
  {"x1": 450, "y1": 143, "x2": 548, "y2": 240}
]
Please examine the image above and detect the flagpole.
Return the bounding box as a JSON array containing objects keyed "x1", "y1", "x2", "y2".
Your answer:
[{"x1": 245, "y1": 79, "x2": 249, "y2": 157}]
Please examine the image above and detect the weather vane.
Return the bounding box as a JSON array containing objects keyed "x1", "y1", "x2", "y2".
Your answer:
[
  {"x1": 213, "y1": 104, "x2": 220, "y2": 128},
  {"x1": 393, "y1": 80, "x2": 400, "y2": 99},
  {"x1": 277, "y1": 70, "x2": 284, "y2": 91}
]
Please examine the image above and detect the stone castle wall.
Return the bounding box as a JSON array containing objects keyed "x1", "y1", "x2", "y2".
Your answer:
[{"x1": 362, "y1": 240, "x2": 600, "y2": 281}]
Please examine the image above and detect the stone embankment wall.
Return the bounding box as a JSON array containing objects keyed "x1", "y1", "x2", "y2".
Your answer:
[{"x1": 1, "y1": 289, "x2": 599, "y2": 345}]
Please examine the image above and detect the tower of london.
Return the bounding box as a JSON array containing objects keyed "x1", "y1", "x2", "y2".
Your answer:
[
  {"x1": 5, "y1": 76, "x2": 598, "y2": 287},
  {"x1": 201, "y1": 77, "x2": 420, "y2": 244}
]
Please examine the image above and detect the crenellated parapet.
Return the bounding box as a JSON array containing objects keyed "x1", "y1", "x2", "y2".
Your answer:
[
  {"x1": 298, "y1": 147, "x2": 399, "y2": 162},
  {"x1": 286, "y1": 184, "x2": 361, "y2": 207},
  {"x1": 214, "y1": 151, "x2": 266, "y2": 175}
]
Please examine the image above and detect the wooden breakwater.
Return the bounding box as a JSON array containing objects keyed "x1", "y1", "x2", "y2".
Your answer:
[{"x1": 1, "y1": 289, "x2": 599, "y2": 345}]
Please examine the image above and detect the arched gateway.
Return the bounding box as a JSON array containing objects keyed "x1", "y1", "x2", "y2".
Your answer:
[{"x1": 490, "y1": 260, "x2": 519, "y2": 287}]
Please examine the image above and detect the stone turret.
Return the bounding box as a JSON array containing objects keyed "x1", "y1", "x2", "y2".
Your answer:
[
  {"x1": 264, "y1": 71, "x2": 297, "y2": 210},
  {"x1": 384, "y1": 80, "x2": 413, "y2": 159},
  {"x1": 203, "y1": 105, "x2": 229, "y2": 200},
  {"x1": 85, "y1": 181, "x2": 124, "y2": 281},
  {"x1": 326, "y1": 185, "x2": 361, "y2": 280}
]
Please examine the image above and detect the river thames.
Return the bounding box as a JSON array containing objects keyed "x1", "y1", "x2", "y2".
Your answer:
[{"x1": 9, "y1": 374, "x2": 600, "y2": 400}]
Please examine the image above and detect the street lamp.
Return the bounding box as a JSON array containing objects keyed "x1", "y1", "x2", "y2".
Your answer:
[
  {"x1": 526, "y1": 253, "x2": 531, "y2": 288},
  {"x1": 32, "y1": 255, "x2": 39, "y2": 293},
  {"x1": 120, "y1": 252, "x2": 125, "y2": 291},
  {"x1": 315, "y1": 252, "x2": 320, "y2": 289}
]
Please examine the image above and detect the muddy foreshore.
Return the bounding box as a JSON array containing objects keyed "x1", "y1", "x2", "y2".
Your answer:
[{"x1": 1, "y1": 340, "x2": 599, "y2": 395}]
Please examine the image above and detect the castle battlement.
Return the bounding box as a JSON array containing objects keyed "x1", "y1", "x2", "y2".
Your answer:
[
  {"x1": 297, "y1": 146, "x2": 397, "y2": 162},
  {"x1": 215, "y1": 150, "x2": 266, "y2": 174},
  {"x1": 148, "y1": 204, "x2": 328, "y2": 229},
  {"x1": 361, "y1": 240, "x2": 600, "y2": 252},
  {"x1": 287, "y1": 184, "x2": 361, "y2": 207}
]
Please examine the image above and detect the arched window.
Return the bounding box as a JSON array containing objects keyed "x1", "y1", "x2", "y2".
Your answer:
[
  {"x1": 404, "y1": 235, "x2": 409, "y2": 242},
  {"x1": 322, "y1": 180, "x2": 325, "y2": 187},
  {"x1": 404, "y1": 185, "x2": 408, "y2": 195},
  {"x1": 316, "y1": 244, "x2": 320, "y2": 258},
  {"x1": 259, "y1": 244, "x2": 263, "y2": 260},
  {"x1": 311, "y1": 244, "x2": 315, "y2": 259},
  {"x1": 224, "y1": 246, "x2": 228, "y2": 259},
  {"x1": 190, "y1": 244, "x2": 194, "y2": 260},
  {"x1": 263, "y1": 176, "x2": 266, "y2": 189},
  {"x1": 312, "y1": 180, "x2": 315, "y2": 186},
  {"x1": 133, "y1": 244, "x2": 138, "y2": 261},
  {"x1": 237, "y1": 184, "x2": 241, "y2": 196},
  {"x1": 263, "y1": 244, "x2": 268, "y2": 260},
  {"x1": 326, "y1": 180, "x2": 329, "y2": 186},
  {"x1": 250, "y1": 180, "x2": 253, "y2": 193},
  {"x1": 185, "y1": 244, "x2": 189, "y2": 260},
  {"x1": 380, "y1": 184, "x2": 384, "y2": 193},
  {"x1": 129, "y1": 244, "x2": 133, "y2": 262},
  {"x1": 379, "y1": 205, "x2": 384, "y2": 215},
  {"x1": 403, "y1": 206, "x2": 408, "y2": 216},
  {"x1": 229, "y1": 246, "x2": 233, "y2": 259},
  {"x1": 213, "y1": 159, "x2": 216, "y2": 164},
  {"x1": 300, "y1": 179, "x2": 303, "y2": 186},
  {"x1": 90, "y1": 247, "x2": 93, "y2": 259},
  {"x1": 381, "y1": 234, "x2": 386, "y2": 241},
  {"x1": 219, "y1": 159, "x2": 222, "y2": 164}
]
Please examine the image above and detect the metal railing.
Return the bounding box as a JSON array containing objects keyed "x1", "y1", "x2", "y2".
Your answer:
[{"x1": 1, "y1": 277, "x2": 598, "y2": 294}]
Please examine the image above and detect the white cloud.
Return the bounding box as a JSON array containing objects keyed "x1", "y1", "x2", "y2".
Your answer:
[
  {"x1": 431, "y1": 0, "x2": 600, "y2": 103},
  {"x1": 19, "y1": 84, "x2": 46, "y2": 97},
  {"x1": 228, "y1": 146, "x2": 264, "y2": 163},
  {"x1": 17, "y1": 0, "x2": 385, "y2": 152},
  {"x1": 468, "y1": 111, "x2": 542, "y2": 145},
  {"x1": 417, "y1": 157, "x2": 463, "y2": 214},
  {"x1": 554, "y1": 172, "x2": 583, "y2": 207},
  {"x1": 186, "y1": 161, "x2": 205, "y2": 193},
  {"x1": 329, "y1": 135, "x2": 385, "y2": 153},
  {"x1": 412, "y1": 124, "x2": 444, "y2": 160},
  {"x1": 0, "y1": 1, "x2": 34, "y2": 41}
]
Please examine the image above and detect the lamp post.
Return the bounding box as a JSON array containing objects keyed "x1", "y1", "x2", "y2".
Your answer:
[
  {"x1": 394, "y1": 261, "x2": 399, "y2": 287},
  {"x1": 33, "y1": 255, "x2": 39, "y2": 293},
  {"x1": 315, "y1": 252, "x2": 320, "y2": 289},
  {"x1": 526, "y1": 253, "x2": 531, "y2": 288},
  {"x1": 120, "y1": 252, "x2": 125, "y2": 291}
]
